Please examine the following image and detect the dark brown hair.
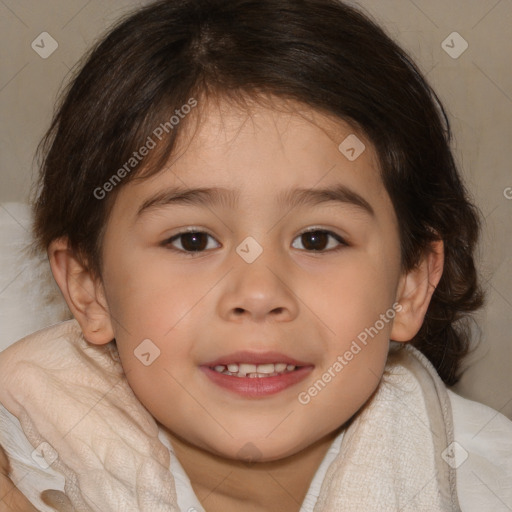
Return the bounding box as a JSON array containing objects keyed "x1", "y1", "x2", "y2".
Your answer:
[{"x1": 32, "y1": 0, "x2": 484, "y2": 385}]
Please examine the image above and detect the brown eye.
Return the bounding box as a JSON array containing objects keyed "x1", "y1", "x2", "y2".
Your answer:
[
  {"x1": 292, "y1": 230, "x2": 346, "y2": 252},
  {"x1": 166, "y1": 231, "x2": 220, "y2": 253}
]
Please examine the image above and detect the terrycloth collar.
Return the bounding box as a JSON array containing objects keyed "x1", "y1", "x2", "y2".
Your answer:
[
  {"x1": 312, "y1": 341, "x2": 461, "y2": 511},
  {"x1": 0, "y1": 320, "x2": 460, "y2": 511}
]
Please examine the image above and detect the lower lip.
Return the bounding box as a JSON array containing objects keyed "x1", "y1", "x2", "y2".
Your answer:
[{"x1": 200, "y1": 366, "x2": 314, "y2": 398}]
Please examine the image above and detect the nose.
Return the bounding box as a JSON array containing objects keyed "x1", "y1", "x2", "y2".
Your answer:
[{"x1": 217, "y1": 255, "x2": 299, "y2": 324}]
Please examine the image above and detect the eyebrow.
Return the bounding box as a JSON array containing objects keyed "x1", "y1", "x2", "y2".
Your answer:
[{"x1": 136, "y1": 184, "x2": 374, "y2": 218}]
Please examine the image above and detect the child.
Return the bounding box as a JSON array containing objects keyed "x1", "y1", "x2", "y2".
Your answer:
[{"x1": 1, "y1": 0, "x2": 511, "y2": 510}]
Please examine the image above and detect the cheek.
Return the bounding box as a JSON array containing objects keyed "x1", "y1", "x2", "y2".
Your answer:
[
  {"x1": 114, "y1": 320, "x2": 197, "y2": 420},
  {"x1": 297, "y1": 340, "x2": 389, "y2": 441},
  {"x1": 299, "y1": 253, "x2": 397, "y2": 406},
  {"x1": 306, "y1": 253, "x2": 399, "y2": 334},
  {"x1": 102, "y1": 246, "x2": 191, "y2": 333}
]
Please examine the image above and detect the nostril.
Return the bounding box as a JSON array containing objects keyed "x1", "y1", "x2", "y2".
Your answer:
[{"x1": 234, "y1": 308, "x2": 245, "y2": 315}]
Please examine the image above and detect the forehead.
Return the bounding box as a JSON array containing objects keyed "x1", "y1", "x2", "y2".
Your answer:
[
  {"x1": 111, "y1": 95, "x2": 393, "y2": 225},
  {"x1": 184, "y1": 95, "x2": 377, "y2": 167}
]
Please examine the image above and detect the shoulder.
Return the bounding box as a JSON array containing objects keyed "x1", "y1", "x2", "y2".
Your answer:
[
  {"x1": 0, "y1": 323, "x2": 81, "y2": 510},
  {"x1": 447, "y1": 389, "x2": 512, "y2": 511},
  {"x1": 0, "y1": 319, "x2": 120, "y2": 419},
  {"x1": 0, "y1": 320, "x2": 77, "y2": 402},
  {"x1": 0, "y1": 319, "x2": 83, "y2": 371}
]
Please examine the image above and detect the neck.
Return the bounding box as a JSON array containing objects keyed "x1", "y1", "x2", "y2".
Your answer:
[{"x1": 162, "y1": 427, "x2": 343, "y2": 512}]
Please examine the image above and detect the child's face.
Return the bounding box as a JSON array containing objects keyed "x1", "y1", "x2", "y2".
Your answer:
[{"x1": 99, "y1": 97, "x2": 405, "y2": 461}]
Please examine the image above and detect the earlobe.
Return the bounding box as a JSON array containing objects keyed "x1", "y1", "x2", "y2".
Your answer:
[
  {"x1": 391, "y1": 240, "x2": 444, "y2": 342},
  {"x1": 48, "y1": 238, "x2": 114, "y2": 345}
]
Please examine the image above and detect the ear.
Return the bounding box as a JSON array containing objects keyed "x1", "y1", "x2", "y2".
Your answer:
[
  {"x1": 391, "y1": 240, "x2": 444, "y2": 342},
  {"x1": 48, "y1": 237, "x2": 114, "y2": 345}
]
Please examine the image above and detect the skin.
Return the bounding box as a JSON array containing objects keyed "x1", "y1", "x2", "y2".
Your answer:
[
  {"x1": 0, "y1": 445, "x2": 38, "y2": 511},
  {"x1": 49, "y1": 96, "x2": 443, "y2": 512}
]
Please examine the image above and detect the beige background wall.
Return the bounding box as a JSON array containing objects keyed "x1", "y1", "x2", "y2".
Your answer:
[{"x1": 0, "y1": 0, "x2": 511, "y2": 419}]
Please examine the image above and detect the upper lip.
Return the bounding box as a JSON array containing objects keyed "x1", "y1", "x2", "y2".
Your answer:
[{"x1": 202, "y1": 350, "x2": 313, "y2": 367}]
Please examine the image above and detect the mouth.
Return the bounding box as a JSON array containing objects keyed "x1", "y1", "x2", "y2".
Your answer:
[{"x1": 200, "y1": 351, "x2": 314, "y2": 397}]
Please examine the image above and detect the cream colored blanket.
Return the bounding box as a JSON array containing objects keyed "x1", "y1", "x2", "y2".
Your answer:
[{"x1": 0, "y1": 320, "x2": 461, "y2": 511}]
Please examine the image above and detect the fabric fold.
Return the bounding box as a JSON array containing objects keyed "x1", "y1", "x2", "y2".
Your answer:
[{"x1": 313, "y1": 342, "x2": 461, "y2": 511}]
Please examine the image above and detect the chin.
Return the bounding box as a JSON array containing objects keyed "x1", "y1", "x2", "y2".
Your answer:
[{"x1": 212, "y1": 434, "x2": 309, "y2": 464}]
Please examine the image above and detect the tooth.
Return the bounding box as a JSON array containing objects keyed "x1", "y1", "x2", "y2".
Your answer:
[
  {"x1": 256, "y1": 363, "x2": 275, "y2": 374},
  {"x1": 239, "y1": 363, "x2": 257, "y2": 375},
  {"x1": 212, "y1": 362, "x2": 298, "y2": 377}
]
